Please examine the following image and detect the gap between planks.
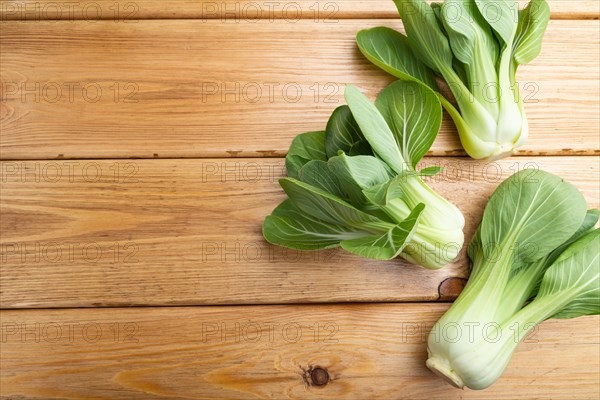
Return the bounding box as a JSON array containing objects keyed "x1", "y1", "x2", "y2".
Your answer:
[{"x1": 2, "y1": 153, "x2": 600, "y2": 163}]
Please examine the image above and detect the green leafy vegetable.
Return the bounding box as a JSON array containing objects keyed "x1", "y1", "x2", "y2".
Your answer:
[
  {"x1": 285, "y1": 131, "x2": 327, "y2": 179},
  {"x1": 375, "y1": 80, "x2": 442, "y2": 169},
  {"x1": 325, "y1": 106, "x2": 372, "y2": 158},
  {"x1": 356, "y1": 0, "x2": 551, "y2": 160},
  {"x1": 263, "y1": 82, "x2": 465, "y2": 269},
  {"x1": 355, "y1": 26, "x2": 438, "y2": 88},
  {"x1": 426, "y1": 169, "x2": 599, "y2": 390},
  {"x1": 513, "y1": 0, "x2": 551, "y2": 64}
]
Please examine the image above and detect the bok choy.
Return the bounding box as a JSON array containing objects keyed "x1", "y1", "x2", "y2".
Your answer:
[
  {"x1": 356, "y1": 0, "x2": 550, "y2": 160},
  {"x1": 426, "y1": 169, "x2": 599, "y2": 389},
  {"x1": 263, "y1": 81, "x2": 465, "y2": 269}
]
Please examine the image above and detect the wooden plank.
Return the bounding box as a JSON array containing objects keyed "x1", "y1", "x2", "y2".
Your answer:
[
  {"x1": 1, "y1": 304, "x2": 598, "y2": 399},
  {"x1": 1, "y1": 156, "x2": 597, "y2": 308},
  {"x1": 1, "y1": 20, "x2": 598, "y2": 160},
  {"x1": 0, "y1": 0, "x2": 597, "y2": 20}
]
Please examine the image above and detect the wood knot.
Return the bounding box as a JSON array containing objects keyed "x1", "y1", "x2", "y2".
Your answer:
[
  {"x1": 307, "y1": 366, "x2": 329, "y2": 387},
  {"x1": 309, "y1": 367, "x2": 329, "y2": 386}
]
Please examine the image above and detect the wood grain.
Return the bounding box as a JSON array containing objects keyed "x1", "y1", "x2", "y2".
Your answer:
[
  {"x1": 1, "y1": 20, "x2": 599, "y2": 160},
  {"x1": 1, "y1": 304, "x2": 598, "y2": 399},
  {"x1": 0, "y1": 0, "x2": 597, "y2": 20},
  {"x1": 1, "y1": 157, "x2": 597, "y2": 308},
  {"x1": 1, "y1": 2, "x2": 598, "y2": 398}
]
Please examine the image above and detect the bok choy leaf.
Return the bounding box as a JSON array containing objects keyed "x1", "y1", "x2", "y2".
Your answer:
[
  {"x1": 426, "y1": 169, "x2": 599, "y2": 389},
  {"x1": 356, "y1": 0, "x2": 551, "y2": 160},
  {"x1": 263, "y1": 81, "x2": 465, "y2": 269}
]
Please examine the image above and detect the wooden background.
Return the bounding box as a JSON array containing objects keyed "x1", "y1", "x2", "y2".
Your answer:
[{"x1": 1, "y1": 0, "x2": 599, "y2": 398}]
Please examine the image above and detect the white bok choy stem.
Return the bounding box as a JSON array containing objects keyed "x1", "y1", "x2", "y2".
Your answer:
[
  {"x1": 426, "y1": 170, "x2": 599, "y2": 389},
  {"x1": 356, "y1": 0, "x2": 551, "y2": 160},
  {"x1": 263, "y1": 82, "x2": 464, "y2": 269}
]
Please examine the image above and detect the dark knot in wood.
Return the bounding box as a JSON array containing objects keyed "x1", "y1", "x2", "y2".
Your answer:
[{"x1": 309, "y1": 367, "x2": 329, "y2": 387}]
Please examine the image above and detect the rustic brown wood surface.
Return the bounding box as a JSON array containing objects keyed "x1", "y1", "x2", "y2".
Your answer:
[
  {"x1": 1, "y1": 157, "x2": 598, "y2": 308},
  {"x1": 1, "y1": 305, "x2": 599, "y2": 399},
  {"x1": 1, "y1": 0, "x2": 598, "y2": 20},
  {"x1": 1, "y1": 0, "x2": 599, "y2": 398},
  {"x1": 1, "y1": 20, "x2": 599, "y2": 159}
]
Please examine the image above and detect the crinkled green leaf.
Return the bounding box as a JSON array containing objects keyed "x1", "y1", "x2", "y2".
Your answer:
[
  {"x1": 297, "y1": 160, "x2": 345, "y2": 199},
  {"x1": 348, "y1": 140, "x2": 373, "y2": 156},
  {"x1": 356, "y1": 27, "x2": 438, "y2": 89},
  {"x1": 362, "y1": 173, "x2": 413, "y2": 207},
  {"x1": 441, "y1": 0, "x2": 478, "y2": 63},
  {"x1": 419, "y1": 166, "x2": 443, "y2": 176},
  {"x1": 496, "y1": 209, "x2": 600, "y2": 323},
  {"x1": 344, "y1": 85, "x2": 406, "y2": 173},
  {"x1": 279, "y1": 177, "x2": 384, "y2": 228},
  {"x1": 534, "y1": 209, "x2": 600, "y2": 275},
  {"x1": 298, "y1": 154, "x2": 392, "y2": 208},
  {"x1": 393, "y1": 0, "x2": 454, "y2": 73},
  {"x1": 441, "y1": 0, "x2": 499, "y2": 65},
  {"x1": 478, "y1": 169, "x2": 587, "y2": 266},
  {"x1": 328, "y1": 154, "x2": 393, "y2": 193},
  {"x1": 285, "y1": 131, "x2": 327, "y2": 178},
  {"x1": 430, "y1": 2, "x2": 446, "y2": 33},
  {"x1": 441, "y1": 0, "x2": 501, "y2": 116},
  {"x1": 325, "y1": 105, "x2": 371, "y2": 158},
  {"x1": 263, "y1": 200, "x2": 377, "y2": 251},
  {"x1": 538, "y1": 229, "x2": 600, "y2": 319},
  {"x1": 509, "y1": 209, "x2": 600, "y2": 283},
  {"x1": 263, "y1": 182, "x2": 427, "y2": 261},
  {"x1": 513, "y1": 0, "x2": 550, "y2": 65},
  {"x1": 474, "y1": 0, "x2": 519, "y2": 45},
  {"x1": 363, "y1": 181, "x2": 395, "y2": 207},
  {"x1": 341, "y1": 203, "x2": 425, "y2": 260},
  {"x1": 375, "y1": 80, "x2": 442, "y2": 169}
]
